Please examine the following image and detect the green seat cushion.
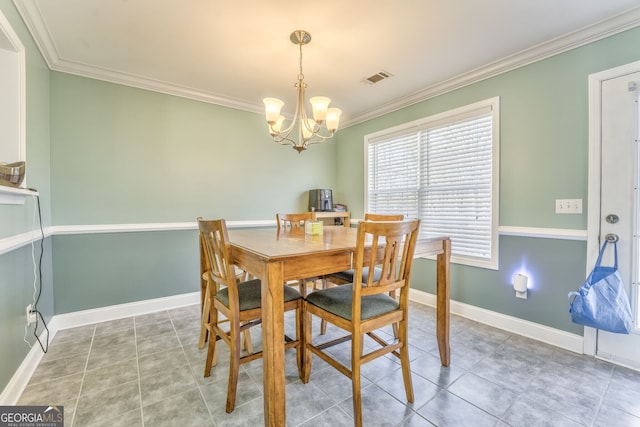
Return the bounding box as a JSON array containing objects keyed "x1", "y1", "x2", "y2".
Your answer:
[
  {"x1": 330, "y1": 267, "x2": 382, "y2": 283},
  {"x1": 305, "y1": 284, "x2": 399, "y2": 321},
  {"x1": 216, "y1": 279, "x2": 301, "y2": 311}
]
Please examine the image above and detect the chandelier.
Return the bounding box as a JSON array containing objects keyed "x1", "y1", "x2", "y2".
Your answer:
[{"x1": 263, "y1": 30, "x2": 342, "y2": 153}]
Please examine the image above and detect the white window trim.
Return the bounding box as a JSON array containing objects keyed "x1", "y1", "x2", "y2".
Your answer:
[
  {"x1": 0, "y1": 10, "x2": 27, "y2": 204},
  {"x1": 364, "y1": 97, "x2": 500, "y2": 270}
]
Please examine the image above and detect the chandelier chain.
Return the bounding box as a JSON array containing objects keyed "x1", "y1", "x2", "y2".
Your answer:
[{"x1": 298, "y1": 42, "x2": 304, "y2": 82}]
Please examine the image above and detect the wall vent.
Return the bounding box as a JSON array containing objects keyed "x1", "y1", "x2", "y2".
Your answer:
[{"x1": 364, "y1": 71, "x2": 393, "y2": 85}]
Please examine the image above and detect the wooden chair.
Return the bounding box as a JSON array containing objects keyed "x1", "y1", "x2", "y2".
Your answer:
[
  {"x1": 276, "y1": 212, "x2": 316, "y2": 231},
  {"x1": 198, "y1": 232, "x2": 252, "y2": 353},
  {"x1": 198, "y1": 218, "x2": 303, "y2": 413},
  {"x1": 322, "y1": 213, "x2": 405, "y2": 336},
  {"x1": 324, "y1": 213, "x2": 405, "y2": 286},
  {"x1": 302, "y1": 219, "x2": 420, "y2": 427},
  {"x1": 276, "y1": 212, "x2": 320, "y2": 297}
]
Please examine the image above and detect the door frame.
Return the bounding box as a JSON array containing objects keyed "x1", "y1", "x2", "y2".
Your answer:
[{"x1": 586, "y1": 60, "x2": 640, "y2": 356}]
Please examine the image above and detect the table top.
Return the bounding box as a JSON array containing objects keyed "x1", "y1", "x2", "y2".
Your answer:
[
  {"x1": 228, "y1": 226, "x2": 449, "y2": 260},
  {"x1": 228, "y1": 227, "x2": 358, "y2": 258}
]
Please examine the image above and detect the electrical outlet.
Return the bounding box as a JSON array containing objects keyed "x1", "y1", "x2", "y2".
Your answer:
[
  {"x1": 26, "y1": 304, "x2": 36, "y2": 325},
  {"x1": 555, "y1": 198, "x2": 582, "y2": 214}
]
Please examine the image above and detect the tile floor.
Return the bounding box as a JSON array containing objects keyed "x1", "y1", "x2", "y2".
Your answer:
[{"x1": 16, "y1": 301, "x2": 640, "y2": 426}]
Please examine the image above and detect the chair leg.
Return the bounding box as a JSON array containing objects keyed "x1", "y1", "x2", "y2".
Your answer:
[
  {"x1": 392, "y1": 322, "x2": 399, "y2": 339},
  {"x1": 203, "y1": 306, "x2": 219, "y2": 377},
  {"x1": 320, "y1": 279, "x2": 328, "y2": 335},
  {"x1": 225, "y1": 325, "x2": 241, "y2": 413},
  {"x1": 198, "y1": 283, "x2": 211, "y2": 349},
  {"x1": 399, "y1": 319, "x2": 414, "y2": 403},
  {"x1": 302, "y1": 302, "x2": 312, "y2": 383},
  {"x1": 351, "y1": 332, "x2": 364, "y2": 427},
  {"x1": 296, "y1": 302, "x2": 304, "y2": 380},
  {"x1": 242, "y1": 328, "x2": 253, "y2": 353}
]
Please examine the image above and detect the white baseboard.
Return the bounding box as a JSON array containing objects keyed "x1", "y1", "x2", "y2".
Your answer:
[
  {"x1": 409, "y1": 288, "x2": 584, "y2": 354},
  {"x1": 48, "y1": 291, "x2": 200, "y2": 331},
  {"x1": 595, "y1": 352, "x2": 640, "y2": 372},
  {"x1": 0, "y1": 291, "x2": 200, "y2": 405},
  {"x1": 0, "y1": 331, "x2": 49, "y2": 406}
]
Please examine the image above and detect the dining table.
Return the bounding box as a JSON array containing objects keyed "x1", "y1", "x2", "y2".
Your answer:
[{"x1": 223, "y1": 225, "x2": 451, "y2": 426}]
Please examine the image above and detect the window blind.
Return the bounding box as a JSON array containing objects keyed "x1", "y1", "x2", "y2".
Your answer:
[{"x1": 366, "y1": 99, "x2": 497, "y2": 265}]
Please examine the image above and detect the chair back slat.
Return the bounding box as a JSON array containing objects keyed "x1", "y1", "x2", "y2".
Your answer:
[
  {"x1": 198, "y1": 218, "x2": 238, "y2": 295},
  {"x1": 277, "y1": 212, "x2": 316, "y2": 230},
  {"x1": 354, "y1": 220, "x2": 420, "y2": 297}
]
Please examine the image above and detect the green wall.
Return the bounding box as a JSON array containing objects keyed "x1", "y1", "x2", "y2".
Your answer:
[
  {"x1": 50, "y1": 73, "x2": 340, "y2": 224},
  {"x1": 410, "y1": 236, "x2": 587, "y2": 335},
  {"x1": 52, "y1": 231, "x2": 199, "y2": 313}
]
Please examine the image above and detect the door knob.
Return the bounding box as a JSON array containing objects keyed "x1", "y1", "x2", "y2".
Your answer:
[{"x1": 605, "y1": 233, "x2": 619, "y2": 243}]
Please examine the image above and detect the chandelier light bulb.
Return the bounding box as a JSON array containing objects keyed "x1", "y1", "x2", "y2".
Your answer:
[
  {"x1": 326, "y1": 108, "x2": 342, "y2": 132},
  {"x1": 310, "y1": 96, "x2": 330, "y2": 123},
  {"x1": 302, "y1": 118, "x2": 316, "y2": 140},
  {"x1": 263, "y1": 98, "x2": 284, "y2": 124}
]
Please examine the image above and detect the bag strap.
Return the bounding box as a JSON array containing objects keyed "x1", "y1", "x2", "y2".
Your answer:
[
  {"x1": 595, "y1": 240, "x2": 618, "y2": 269},
  {"x1": 568, "y1": 291, "x2": 579, "y2": 304}
]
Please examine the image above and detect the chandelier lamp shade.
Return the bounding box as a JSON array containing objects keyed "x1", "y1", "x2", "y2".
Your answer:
[{"x1": 263, "y1": 30, "x2": 342, "y2": 153}]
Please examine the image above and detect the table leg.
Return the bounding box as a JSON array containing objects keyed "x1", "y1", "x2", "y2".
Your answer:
[
  {"x1": 262, "y1": 261, "x2": 286, "y2": 426},
  {"x1": 436, "y1": 238, "x2": 451, "y2": 366}
]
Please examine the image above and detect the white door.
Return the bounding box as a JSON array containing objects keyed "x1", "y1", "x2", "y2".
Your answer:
[{"x1": 588, "y1": 63, "x2": 640, "y2": 369}]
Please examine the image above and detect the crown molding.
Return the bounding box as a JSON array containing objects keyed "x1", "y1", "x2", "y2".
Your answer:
[
  {"x1": 12, "y1": 1, "x2": 640, "y2": 126},
  {"x1": 10, "y1": 0, "x2": 263, "y2": 114},
  {"x1": 49, "y1": 58, "x2": 264, "y2": 114}
]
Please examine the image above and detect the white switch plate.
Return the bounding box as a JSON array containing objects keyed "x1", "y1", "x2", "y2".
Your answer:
[{"x1": 555, "y1": 199, "x2": 582, "y2": 214}]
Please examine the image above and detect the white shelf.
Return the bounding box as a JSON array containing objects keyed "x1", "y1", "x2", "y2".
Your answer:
[{"x1": 0, "y1": 185, "x2": 37, "y2": 205}]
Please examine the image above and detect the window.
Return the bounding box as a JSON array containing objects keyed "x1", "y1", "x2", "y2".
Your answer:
[{"x1": 366, "y1": 97, "x2": 499, "y2": 269}]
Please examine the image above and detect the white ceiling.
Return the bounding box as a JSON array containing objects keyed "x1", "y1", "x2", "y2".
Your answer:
[{"x1": 12, "y1": 0, "x2": 640, "y2": 126}]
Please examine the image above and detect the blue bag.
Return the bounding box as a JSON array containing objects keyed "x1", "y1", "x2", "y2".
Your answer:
[{"x1": 568, "y1": 240, "x2": 633, "y2": 334}]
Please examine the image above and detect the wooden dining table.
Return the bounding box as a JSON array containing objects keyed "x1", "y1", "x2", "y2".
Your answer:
[{"x1": 224, "y1": 225, "x2": 451, "y2": 426}]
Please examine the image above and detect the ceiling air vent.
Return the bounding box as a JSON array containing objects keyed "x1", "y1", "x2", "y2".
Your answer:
[{"x1": 364, "y1": 71, "x2": 393, "y2": 85}]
